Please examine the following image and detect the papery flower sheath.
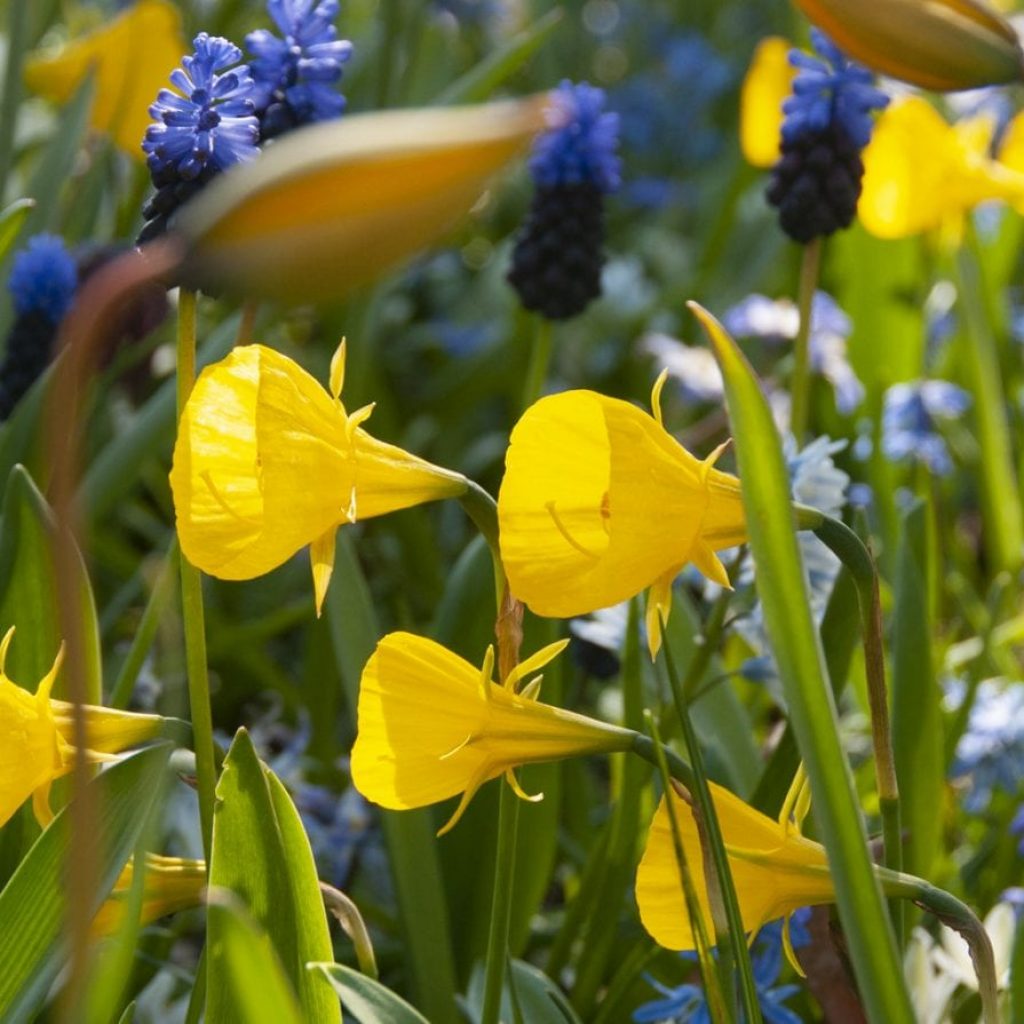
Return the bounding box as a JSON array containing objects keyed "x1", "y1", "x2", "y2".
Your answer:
[
  {"x1": 92, "y1": 854, "x2": 207, "y2": 937},
  {"x1": 170, "y1": 342, "x2": 467, "y2": 613},
  {"x1": 23, "y1": 0, "x2": 187, "y2": 159},
  {"x1": 350, "y1": 632, "x2": 633, "y2": 834},
  {"x1": 497, "y1": 378, "x2": 747, "y2": 656},
  {"x1": 635, "y1": 775, "x2": 837, "y2": 951},
  {"x1": 0, "y1": 628, "x2": 163, "y2": 828}
]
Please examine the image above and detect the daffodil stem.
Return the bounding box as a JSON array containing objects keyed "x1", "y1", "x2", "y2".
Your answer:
[
  {"x1": 521, "y1": 317, "x2": 553, "y2": 411},
  {"x1": 458, "y1": 479, "x2": 505, "y2": 611},
  {"x1": 804, "y1": 507, "x2": 904, "y2": 939},
  {"x1": 789, "y1": 236, "x2": 822, "y2": 443},
  {"x1": 659, "y1": 619, "x2": 764, "y2": 1024},
  {"x1": 177, "y1": 289, "x2": 216, "y2": 865}
]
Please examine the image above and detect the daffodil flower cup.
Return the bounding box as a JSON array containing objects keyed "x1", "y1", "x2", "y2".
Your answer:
[
  {"x1": 497, "y1": 374, "x2": 747, "y2": 656},
  {"x1": 170, "y1": 340, "x2": 468, "y2": 613}
]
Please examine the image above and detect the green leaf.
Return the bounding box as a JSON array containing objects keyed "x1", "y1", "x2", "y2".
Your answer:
[
  {"x1": 0, "y1": 200, "x2": 35, "y2": 262},
  {"x1": 325, "y1": 533, "x2": 460, "y2": 1023},
  {"x1": 435, "y1": 9, "x2": 564, "y2": 105},
  {"x1": 312, "y1": 962, "x2": 430, "y2": 1024},
  {"x1": 0, "y1": 464, "x2": 101, "y2": 702},
  {"x1": 693, "y1": 303, "x2": 914, "y2": 1022},
  {"x1": 0, "y1": 744, "x2": 170, "y2": 1024},
  {"x1": 466, "y1": 959, "x2": 583, "y2": 1024},
  {"x1": 206, "y1": 893, "x2": 303, "y2": 1024},
  {"x1": 206, "y1": 729, "x2": 339, "y2": 1024},
  {"x1": 891, "y1": 501, "x2": 943, "y2": 880}
]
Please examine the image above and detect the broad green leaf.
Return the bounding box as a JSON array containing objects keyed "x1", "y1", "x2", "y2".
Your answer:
[
  {"x1": 115, "y1": 1004, "x2": 135, "y2": 1024},
  {"x1": 891, "y1": 501, "x2": 943, "y2": 879},
  {"x1": 206, "y1": 893, "x2": 303, "y2": 1024},
  {"x1": 0, "y1": 464, "x2": 101, "y2": 702},
  {"x1": 326, "y1": 533, "x2": 459, "y2": 1024},
  {"x1": 0, "y1": 745, "x2": 170, "y2": 1024},
  {"x1": 466, "y1": 959, "x2": 583, "y2": 1024},
  {"x1": 0, "y1": 200, "x2": 35, "y2": 262},
  {"x1": 207, "y1": 729, "x2": 339, "y2": 1024},
  {"x1": 694, "y1": 303, "x2": 913, "y2": 1022},
  {"x1": 436, "y1": 10, "x2": 564, "y2": 105},
  {"x1": 312, "y1": 962, "x2": 429, "y2": 1024}
]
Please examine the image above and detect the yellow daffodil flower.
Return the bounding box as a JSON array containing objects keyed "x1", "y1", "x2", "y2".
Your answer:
[
  {"x1": 497, "y1": 375, "x2": 747, "y2": 658},
  {"x1": 859, "y1": 96, "x2": 1024, "y2": 245},
  {"x1": 93, "y1": 854, "x2": 207, "y2": 937},
  {"x1": 793, "y1": 0, "x2": 1024, "y2": 91},
  {"x1": 350, "y1": 632, "x2": 634, "y2": 835},
  {"x1": 0, "y1": 628, "x2": 163, "y2": 828},
  {"x1": 176, "y1": 95, "x2": 550, "y2": 304},
  {"x1": 740, "y1": 37, "x2": 794, "y2": 169},
  {"x1": 23, "y1": 0, "x2": 187, "y2": 159},
  {"x1": 170, "y1": 341, "x2": 467, "y2": 614},
  {"x1": 635, "y1": 774, "x2": 837, "y2": 950}
]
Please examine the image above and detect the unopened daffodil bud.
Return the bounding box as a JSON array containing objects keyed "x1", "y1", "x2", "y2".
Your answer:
[{"x1": 793, "y1": 0, "x2": 1024, "y2": 91}]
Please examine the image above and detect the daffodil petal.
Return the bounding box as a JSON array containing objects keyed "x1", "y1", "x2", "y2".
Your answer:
[{"x1": 740, "y1": 37, "x2": 794, "y2": 169}]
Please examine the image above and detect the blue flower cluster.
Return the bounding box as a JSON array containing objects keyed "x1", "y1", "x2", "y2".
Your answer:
[
  {"x1": 634, "y1": 912, "x2": 811, "y2": 1024},
  {"x1": 782, "y1": 29, "x2": 889, "y2": 150},
  {"x1": 529, "y1": 80, "x2": 621, "y2": 193},
  {"x1": 882, "y1": 380, "x2": 971, "y2": 476},
  {"x1": 7, "y1": 233, "x2": 77, "y2": 322},
  {"x1": 143, "y1": 33, "x2": 260, "y2": 182},
  {"x1": 246, "y1": 0, "x2": 353, "y2": 135}
]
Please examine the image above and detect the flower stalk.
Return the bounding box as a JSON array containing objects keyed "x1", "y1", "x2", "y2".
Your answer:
[{"x1": 789, "y1": 236, "x2": 822, "y2": 443}]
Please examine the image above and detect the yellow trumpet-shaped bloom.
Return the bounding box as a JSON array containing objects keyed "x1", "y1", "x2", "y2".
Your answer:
[
  {"x1": 93, "y1": 854, "x2": 207, "y2": 937},
  {"x1": 170, "y1": 342, "x2": 467, "y2": 613},
  {"x1": 793, "y1": 0, "x2": 1024, "y2": 91},
  {"x1": 175, "y1": 95, "x2": 549, "y2": 304},
  {"x1": 635, "y1": 777, "x2": 837, "y2": 951},
  {"x1": 859, "y1": 96, "x2": 1024, "y2": 245},
  {"x1": 351, "y1": 632, "x2": 634, "y2": 835},
  {"x1": 23, "y1": 0, "x2": 187, "y2": 160},
  {"x1": 497, "y1": 378, "x2": 747, "y2": 657},
  {"x1": 0, "y1": 628, "x2": 163, "y2": 829},
  {"x1": 740, "y1": 37, "x2": 795, "y2": 169}
]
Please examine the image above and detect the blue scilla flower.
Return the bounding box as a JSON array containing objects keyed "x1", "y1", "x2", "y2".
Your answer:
[
  {"x1": 634, "y1": 916, "x2": 809, "y2": 1024},
  {"x1": 7, "y1": 234, "x2": 77, "y2": 323},
  {"x1": 949, "y1": 679, "x2": 1024, "y2": 812},
  {"x1": 767, "y1": 30, "x2": 888, "y2": 243},
  {"x1": 782, "y1": 29, "x2": 889, "y2": 151},
  {"x1": 143, "y1": 34, "x2": 259, "y2": 183},
  {"x1": 246, "y1": 0, "x2": 353, "y2": 139},
  {"x1": 530, "y1": 80, "x2": 621, "y2": 193},
  {"x1": 882, "y1": 380, "x2": 970, "y2": 477}
]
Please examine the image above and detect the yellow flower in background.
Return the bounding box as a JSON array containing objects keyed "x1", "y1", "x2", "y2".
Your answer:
[
  {"x1": 175, "y1": 95, "x2": 550, "y2": 304},
  {"x1": 740, "y1": 37, "x2": 794, "y2": 169},
  {"x1": 497, "y1": 377, "x2": 747, "y2": 658},
  {"x1": 170, "y1": 342, "x2": 467, "y2": 614},
  {"x1": 351, "y1": 632, "x2": 633, "y2": 835},
  {"x1": 635, "y1": 776, "x2": 836, "y2": 951},
  {"x1": 93, "y1": 854, "x2": 207, "y2": 937},
  {"x1": 860, "y1": 96, "x2": 1024, "y2": 244},
  {"x1": 0, "y1": 628, "x2": 163, "y2": 829},
  {"x1": 792, "y1": 0, "x2": 1024, "y2": 91},
  {"x1": 23, "y1": 0, "x2": 187, "y2": 159}
]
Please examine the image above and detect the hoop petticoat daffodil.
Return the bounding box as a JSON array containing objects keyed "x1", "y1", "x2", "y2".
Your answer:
[
  {"x1": 23, "y1": 0, "x2": 187, "y2": 159},
  {"x1": 350, "y1": 632, "x2": 634, "y2": 835},
  {"x1": 170, "y1": 341, "x2": 467, "y2": 614},
  {"x1": 740, "y1": 37, "x2": 795, "y2": 169},
  {"x1": 635, "y1": 773, "x2": 838, "y2": 951},
  {"x1": 93, "y1": 854, "x2": 207, "y2": 938},
  {"x1": 0, "y1": 628, "x2": 163, "y2": 829},
  {"x1": 497, "y1": 374, "x2": 747, "y2": 658},
  {"x1": 792, "y1": 0, "x2": 1024, "y2": 91}
]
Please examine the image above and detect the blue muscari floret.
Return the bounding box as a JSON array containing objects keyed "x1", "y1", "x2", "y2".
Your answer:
[
  {"x1": 246, "y1": 0, "x2": 353, "y2": 124},
  {"x1": 143, "y1": 33, "x2": 260, "y2": 181},
  {"x1": 782, "y1": 29, "x2": 888, "y2": 149},
  {"x1": 7, "y1": 234, "x2": 77, "y2": 322},
  {"x1": 882, "y1": 380, "x2": 970, "y2": 477},
  {"x1": 530, "y1": 81, "x2": 621, "y2": 193},
  {"x1": 634, "y1": 916, "x2": 809, "y2": 1024}
]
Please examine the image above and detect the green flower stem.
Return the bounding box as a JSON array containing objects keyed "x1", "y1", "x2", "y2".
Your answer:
[
  {"x1": 789, "y1": 236, "x2": 823, "y2": 443},
  {"x1": 521, "y1": 316, "x2": 553, "y2": 411},
  {"x1": 176, "y1": 289, "x2": 217, "y2": 865},
  {"x1": 457, "y1": 478, "x2": 505, "y2": 612},
  {"x1": 802, "y1": 507, "x2": 903, "y2": 935},
  {"x1": 660, "y1": 621, "x2": 763, "y2": 1024}
]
